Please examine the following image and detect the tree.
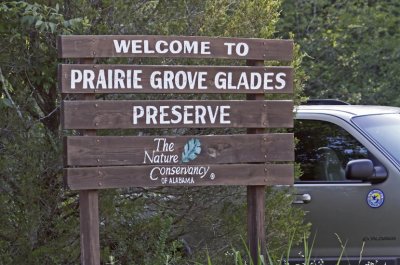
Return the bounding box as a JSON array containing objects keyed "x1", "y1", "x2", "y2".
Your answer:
[{"x1": 277, "y1": 0, "x2": 400, "y2": 105}]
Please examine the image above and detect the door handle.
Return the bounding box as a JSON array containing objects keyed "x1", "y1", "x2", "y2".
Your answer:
[{"x1": 293, "y1": 194, "x2": 312, "y2": 204}]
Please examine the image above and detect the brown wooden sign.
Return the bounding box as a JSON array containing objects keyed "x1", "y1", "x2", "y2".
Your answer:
[
  {"x1": 58, "y1": 35, "x2": 293, "y2": 61},
  {"x1": 64, "y1": 134, "x2": 294, "y2": 166},
  {"x1": 58, "y1": 34, "x2": 295, "y2": 265},
  {"x1": 59, "y1": 64, "x2": 293, "y2": 94},
  {"x1": 61, "y1": 100, "x2": 293, "y2": 129},
  {"x1": 65, "y1": 163, "x2": 293, "y2": 190}
]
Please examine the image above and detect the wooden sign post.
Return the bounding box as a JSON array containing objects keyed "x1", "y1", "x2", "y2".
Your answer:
[{"x1": 58, "y1": 35, "x2": 294, "y2": 265}]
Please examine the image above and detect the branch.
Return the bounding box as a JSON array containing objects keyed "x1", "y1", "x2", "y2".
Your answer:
[
  {"x1": 37, "y1": 104, "x2": 60, "y2": 123},
  {"x1": 0, "y1": 67, "x2": 25, "y2": 122}
]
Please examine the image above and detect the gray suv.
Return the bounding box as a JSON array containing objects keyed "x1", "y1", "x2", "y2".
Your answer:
[{"x1": 292, "y1": 100, "x2": 400, "y2": 264}]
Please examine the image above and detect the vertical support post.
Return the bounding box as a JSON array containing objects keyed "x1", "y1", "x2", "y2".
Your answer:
[
  {"x1": 247, "y1": 59, "x2": 266, "y2": 264},
  {"x1": 79, "y1": 58, "x2": 100, "y2": 265},
  {"x1": 80, "y1": 190, "x2": 100, "y2": 265}
]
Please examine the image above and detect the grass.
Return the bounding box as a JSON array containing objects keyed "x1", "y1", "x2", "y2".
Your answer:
[{"x1": 192, "y1": 233, "x2": 349, "y2": 265}]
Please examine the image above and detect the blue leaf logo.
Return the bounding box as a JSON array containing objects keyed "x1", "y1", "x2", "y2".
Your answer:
[{"x1": 182, "y1": 138, "x2": 201, "y2": 163}]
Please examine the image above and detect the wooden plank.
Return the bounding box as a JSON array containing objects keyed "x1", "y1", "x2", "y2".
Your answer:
[
  {"x1": 79, "y1": 190, "x2": 100, "y2": 265},
  {"x1": 64, "y1": 134, "x2": 294, "y2": 166},
  {"x1": 77, "y1": 58, "x2": 101, "y2": 265},
  {"x1": 59, "y1": 64, "x2": 293, "y2": 94},
  {"x1": 247, "y1": 186, "x2": 265, "y2": 263},
  {"x1": 65, "y1": 163, "x2": 294, "y2": 190},
  {"x1": 58, "y1": 35, "x2": 293, "y2": 61},
  {"x1": 246, "y1": 59, "x2": 266, "y2": 264},
  {"x1": 61, "y1": 100, "x2": 293, "y2": 129}
]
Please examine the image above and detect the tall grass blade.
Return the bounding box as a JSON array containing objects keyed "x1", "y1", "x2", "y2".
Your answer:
[
  {"x1": 258, "y1": 243, "x2": 266, "y2": 265},
  {"x1": 206, "y1": 249, "x2": 212, "y2": 265},
  {"x1": 358, "y1": 241, "x2": 365, "y2": 265},
  {"x1": 241, "y1": 236, "x2": 253, "y2": 265},
  {"x1": 234, "y1": 250, "x2": 245, "y2": 265},
  {"x1": 285, "y1": 231, "x2": 296, "y2": 264},
  {"x1": 334, "y1": 233, "x2": 350, "y2": 265},
  {"x1": 334, "y1": 234, "x2": 347, "y2": 265}
]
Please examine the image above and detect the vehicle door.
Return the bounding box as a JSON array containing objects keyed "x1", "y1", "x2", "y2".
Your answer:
[{"x1": 292, "y1": 115, "x2": 400, "y2": 262}]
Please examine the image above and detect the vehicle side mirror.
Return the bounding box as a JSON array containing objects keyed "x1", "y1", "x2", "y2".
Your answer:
[{"x1": 345, "y1": 159, "x2": 387, "y2": 182}]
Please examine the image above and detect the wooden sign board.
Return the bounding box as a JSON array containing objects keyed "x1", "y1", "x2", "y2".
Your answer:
[
  {"x1": 58, "y1": 34, "x2": 295, "y2": 265},
  {"x1": 65, "y1": 163, "x2": 294, "y2": 190},
  {"x1": 59, "y1": 64, "x2": 293, "y2": 94},
  {"x1": 61, "y1": 100, "x2": 293, "y2": 129},
  {"x1": 64, "y1": 134, "x2": 294, "y2": 166},
  {"x1": 58, "y1": 35, "x2": 293, "y2": 61}
]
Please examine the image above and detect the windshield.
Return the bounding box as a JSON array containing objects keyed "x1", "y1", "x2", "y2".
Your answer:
[{"x1": 353, "y1": 113, "x2": 400, "y2": 164}]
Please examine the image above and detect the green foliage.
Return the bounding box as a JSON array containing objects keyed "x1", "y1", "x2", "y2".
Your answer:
[
  {"x1": 99, "y1": 190, "x2": 185, "y2": 264},
  {"x1": 187, "y1": 187, "x2": 309, "y2": 265},
  {"x1": 0, "y1": 2, "x2": 90, "y2": 264},
  {"x1": 0, "y1": 112, "x2": 79, "y2": 264},
  {"x1": 265, "y1": 188, "x2": 310, "y2": 261},
  {"x1": 277, "y1": 0, "x2": 400, "y2": 105},
  {"x1": 0, "y1": 2, "x2": 88, "y2": 34},
  {"x1": 0, "y1": 1, "x2": 90, "y2": 134},
  {"x1": 200, "y1": 0, "x2": 280, "y2": 38}
]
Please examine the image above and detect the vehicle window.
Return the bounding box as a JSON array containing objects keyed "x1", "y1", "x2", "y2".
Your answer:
[
  {"x1": 294, "y1": 119, "x2": 368, "y2": 182},
  {"x1": 353, "y1": 113, "x2": 400, "y2": 165}
]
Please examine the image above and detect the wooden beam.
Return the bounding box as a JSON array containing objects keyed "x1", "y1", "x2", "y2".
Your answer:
[
  {"x1": 58, "y1": 35, "x2": 293, "y2": 61},
  {"x1": 58, "y1": 64, "x2": 293, "y2": 94},
  {"x1": 246, "y1": 59, "x2": 267, "y2": 264},
  {"x1": 78, "y1": 58, "x2": 100, "y2": 265},
  {"x1": 65, "y1": 164, "x2": 294, "y2": 190},
  {"x1": 79, "y1": 190, "x2": 100, "y2": 265},
  {"x1": 64, "y1": 134, "x2": 294, "y2": 166},
  {"x1": 61, "y1": 100, "x2": 294, "y2": 129}
]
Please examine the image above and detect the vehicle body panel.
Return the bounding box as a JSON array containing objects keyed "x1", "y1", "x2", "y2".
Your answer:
[{"x1": 292, "y1": 105, "x2": 400, "y2": 261}]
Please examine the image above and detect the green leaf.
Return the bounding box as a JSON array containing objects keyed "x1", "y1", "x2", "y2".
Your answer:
[
  {"x1": 0, "y1": 98, "x2": 13, "y2": 109},
  {"x1": 48, "y1": 22, "x2": 56, "y2": 33},
  {"x1": 34, "y1": 20, "x2": 43, "y2": 29}
]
